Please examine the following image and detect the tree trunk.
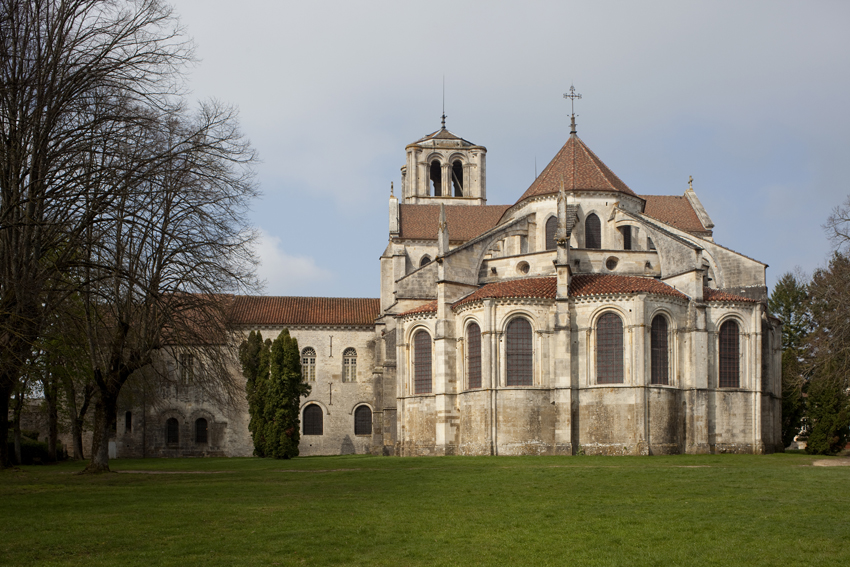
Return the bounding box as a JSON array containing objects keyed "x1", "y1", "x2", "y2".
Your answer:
[
  {"x1": 12, "y1": 388, "x2": 24, "y2": 465},
  {"x1": 72, "y1": 417, "x2": 86, "y2": 460},
  {"x1": 84, "y1": 392, "x2": 116, "y2": 473},
  {"x1": 44, "y1": 377, "x2": 59, "y2": 461},
  {"x1": 0, "y1": 383, "x2": 11, "y2": 467}
]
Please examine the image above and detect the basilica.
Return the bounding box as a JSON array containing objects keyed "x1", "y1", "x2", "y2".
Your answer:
[{"x1": 114, "y1": 109, "x2": 783, "y2": 458}]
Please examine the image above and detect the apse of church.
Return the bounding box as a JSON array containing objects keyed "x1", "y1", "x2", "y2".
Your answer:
[{"x1": 115, "y1": 96, "x2": 782, "y2": 458}]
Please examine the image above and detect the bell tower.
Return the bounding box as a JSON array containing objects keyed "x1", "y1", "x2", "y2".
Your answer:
[{"x1": 399, "y1": 115, "x2": 487, "y2": 206}]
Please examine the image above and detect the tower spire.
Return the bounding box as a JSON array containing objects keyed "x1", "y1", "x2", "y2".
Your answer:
[
  {"x1": 563, "y1": 84, "x2": 582, "y2": 136},
  {"x1": 441, "y1": 76, "x2": 447, "y2": 129}
]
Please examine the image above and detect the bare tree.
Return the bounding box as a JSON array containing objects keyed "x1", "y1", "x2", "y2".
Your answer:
[
  {"x1": 79, "y1": 102, "x2": 258, "y2": 473},
  {"x1": 0, "y1": 0, "x2": 190, "y2": 467}
]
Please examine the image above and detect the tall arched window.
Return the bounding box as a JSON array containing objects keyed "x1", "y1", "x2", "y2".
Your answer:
[
  {"x1": 719, "y1": 320, "x2": 740, "y2": 388},
  {"x1": 467, "y1": 322, "x2": 482, "y2": 389},
  {"x1": 597, "y1": 312, "x2": 624, "y2": 384},
  {"x1": 506, "y1": 318, "x2": 533, "y2": 386},
  {"x1": 125, "y1": 411, "x2": 132, "y2": 433},
  {"x1": 414, "y1": 330, "x2": 432, "y2": 394},
  {"x1": 585, "y1": 213, "x2": 601, "y2": 249},
  {"x1": 303, "y1": 405, "x2": 323, "y2": 435},
  {"x1": 166, "y1": 418, "x2": 179, "y2": 445},
  {"x1": 429, "y1": 160, "x2": 442, "y2": 196},
  {"x1": 343, "y1": 348, "x2": 357, "y2": 382},
  {"x1": 354, "y1": 405, "x2": 372, "y2": 436},
  {"x1": 452, "y1": 160, "x2": 464, "y2": 196},
  {"x1": 545, "y1": 216, "x2": 558, "y2": 250},
  {"x1": 195, "y1": 418, "x2": 208, "y2": 444},
  {"x1": 301, "y1": 347, "x2": 316, "y2": 382},
  {"x1": 650, "y1": 315, "x2": 669, "y2": 385}
]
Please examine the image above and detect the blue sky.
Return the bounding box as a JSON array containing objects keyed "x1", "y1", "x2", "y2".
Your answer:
[{"x1": 171, "y1": 0, "x2": 850, "y2": 298}]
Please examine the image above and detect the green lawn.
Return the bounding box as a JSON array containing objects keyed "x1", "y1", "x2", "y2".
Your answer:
[{"x1": 1, "y1": 453, "x2": 847, "y2": 566}]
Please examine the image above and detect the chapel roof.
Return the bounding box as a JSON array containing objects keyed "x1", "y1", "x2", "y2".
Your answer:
[
  {"x1": 450, "y1": 274, "x2": 688, "y2": 311},
  {"x1": 230, "y1": 296, "x2": 380, "y2": 326},
  {"x1": 515, "y1": 135, "x2": 638, "y2": 204},
  {"x1": 398, "y1": 204, "x2": 511, "y2": 242},
  {"x1": 702, "y1": 287, "x2": 758, "y2": 303},
  {"x1": 640, "y1": 195, "x2": 709, "y2": 234}
]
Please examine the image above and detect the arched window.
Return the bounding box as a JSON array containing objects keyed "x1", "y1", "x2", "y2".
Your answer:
[
  {"x1": 301, "y1": 347, "x2": 316, "y2": 382},
  {"x1": 195, "y1": 418, "x2": 208, "y2": 444},
  {"x1": 650, "y1": 315, "x2": 669, "y2": 385},
  {"x1": 467, "y1": 322, "x2": 482, "y2": 389},
  {"x1": 420, "y1": 255, "x2": 431, "y2": 268},
  {"x1": 166, "y1": 418, "x2": 179, "y2": 445},
  {"x1": 343, "y1": 348, "x2": 357, "y2": 382},
  {"x1": 303, "y1": 405, "x2": 323, "y2": 435},
  {"x1": 597, "y1": 312, "x2": 623, "y2": 384},
  {"x1": 719, "y1": 320, "x2": 740, "y2": 388},
  {"x1": 585, "y1": 213, "x2": 601, "y2": 249},
  {"x1": 429, "y1": 160, "x2": 442, "y2": 196},
  {"x1": 413, "y1": 329, "x2": 432, "y2": 394},
  {"x1": 354, "y1": 405, "x2": 372, "y2": 436},
  {"x1": 452, "y1": 160, "x2": 464, "y2": 196},
  {"x1": 506, "y1": 318, "x2": 533, "y2": 386},
  {"x1": 125, "y1": 411, "x2": 132, "y2": 433},
  {"x1": 545, "y1": 216, "x2": 558, "y2": 251}
]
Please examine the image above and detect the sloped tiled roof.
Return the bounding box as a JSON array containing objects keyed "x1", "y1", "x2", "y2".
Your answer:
[
  {"x1": 516, "y1": 135, "x2": 638, "y2": 204},
  {"x1": 453, "y1": 277, "x2": 557, "y2": 309},
  {"x1": 641, "y1": 195, "x2": 708, "y2": 233},
  {"x1": 398, "y1": 300, "x2": 438, "y2": 317},
  {"x1": 703, "y1": 288, "x2": 758, "y2": 303},
  {"x1": 452, "y1": 274, "x2": 688, "y2": 310},
  {"x1": 570, "y1": 274, "x2": 688, "y2": 300},
  {"x1": 398, "y1": 204, "x2": 511, "y2": 241},
  {"x1": 411, "y1": 127, "x2": 477, "y2": 146},
  {"x1": 230, "y1": 296, "x2": 380, "y2": 326}
]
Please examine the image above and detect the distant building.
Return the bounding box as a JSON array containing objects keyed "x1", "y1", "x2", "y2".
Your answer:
[{"x1": 116, "y1": 111, "x2": 783, "y2": 457}]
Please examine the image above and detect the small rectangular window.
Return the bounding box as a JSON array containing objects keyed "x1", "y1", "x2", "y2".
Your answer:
[
  {"x1": 179, "y1": 353, "x2": 194, "y2": 385},
  {"x1": 620, "y1": 226, "x2": 632, "y2": 250}
]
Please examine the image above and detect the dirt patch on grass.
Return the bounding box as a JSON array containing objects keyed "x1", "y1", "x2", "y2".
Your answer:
[
  {"x1": 812, "y1": 458, "x2": 850, "y2": 467},
  {"x1": 116, "y1": 470, "x2": 234, "y2": 474}
]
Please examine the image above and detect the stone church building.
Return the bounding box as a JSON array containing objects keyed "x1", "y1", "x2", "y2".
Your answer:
[{"x1": 114, "y1": 111, "x2": 783, "y2": 458}]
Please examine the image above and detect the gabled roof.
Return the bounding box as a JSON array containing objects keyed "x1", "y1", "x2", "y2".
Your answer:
[
  {"x1": 516, "y1": 135, "x2": 638, "y2": 204},
  {"x1": 702, "y1": 288, "x2": 758, "y2": 303},
  {"x1": 640, "y1": 195, "x2": 709, "y2": 234},
  {"x1": 230, "y1": 296, "x2": 380, "y2": 326},
  {"x1": 398, "y1": 300, "x2": 438, "y2": 317},
  {"x1": 398, "y1": 204, "x2": 511, "y2": 242}
]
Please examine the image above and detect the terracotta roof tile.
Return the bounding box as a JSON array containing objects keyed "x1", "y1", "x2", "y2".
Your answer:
[
  {"x1": 570, "y1": 274, "x2": 688, "y2": 299},
  {"x1": 453, "y1": 274, "x2": 688, "y2": 310},
  {"x1": 454, "y1": 277, "x2": 557, "y2": 309},
  {"x1": 399, "y1": 204, "x2": 511, "y2": 241},
  {"x1": 703, "y1": 288, "x2": 758, "y2": 303},
  {"x1": 640, "y1": 195, "x2": 708, "y2": 233},
  {"x1": 230, "y1": 296, "x2": 380, "y2": 326},
  {"x1": 516, "y1": 135, "x2": 637, "y2": 204},
  {"x1": 398, "y1": 300, "x2": 438, "y2": 317}
]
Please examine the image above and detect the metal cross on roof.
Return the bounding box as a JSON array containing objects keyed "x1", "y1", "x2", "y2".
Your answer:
[{"x1": 563, "y1": 84, "x2": 582, "y2": 115}]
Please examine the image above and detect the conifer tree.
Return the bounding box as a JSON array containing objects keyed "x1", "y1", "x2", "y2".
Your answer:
[{"x1": 240, "y1": 329, "x2": 310, "y2": 458}]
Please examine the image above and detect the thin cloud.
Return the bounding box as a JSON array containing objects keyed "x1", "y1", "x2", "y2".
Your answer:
[{"x1": 254, "y1": 230, "x2": 333, "y2": 296}]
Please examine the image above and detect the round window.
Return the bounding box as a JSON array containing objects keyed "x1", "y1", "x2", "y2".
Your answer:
[
  {"x1": 606, "y1": 257, "x2": 619, "y2": 271},
  {"x1": 517, "y1": 261, "x2": 530, "y2": 275}
]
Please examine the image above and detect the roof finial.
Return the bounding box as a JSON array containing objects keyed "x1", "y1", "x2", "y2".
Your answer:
[
  {"x1": 563, "y1": 84, "x2": 582, "y2": 136},
  {"x1": 688, "y1": 175, "x2": 693, "y2": 191},
  {"x1": 441, "y1": 75, "x2": 447, "y2": 129},
  {"x1": 390, "y1": 181, "x2": 394, "y2": 196}
]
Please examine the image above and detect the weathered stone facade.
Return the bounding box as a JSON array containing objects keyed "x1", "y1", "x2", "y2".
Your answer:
[{"x1": 118, "y1": 114, "x2": 782, "y2": 458}]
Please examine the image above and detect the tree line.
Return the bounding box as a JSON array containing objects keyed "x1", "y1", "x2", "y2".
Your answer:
[
  {"x1": 1, "y1": 0, "x2": 259, "y2": 471},
  {"x1": 771, "y1": 196, "x2": 850, "y2": 455}
]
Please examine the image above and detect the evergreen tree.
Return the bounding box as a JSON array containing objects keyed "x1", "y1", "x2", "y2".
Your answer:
[
  {"x1": 805, "y1": 373, "x2": 850, "y2": 455},
  {"x1": 240, "y1": 331, "x2": 271, "y2": 457},
  {"x1": 240, "y1": 329, "x2": 310, "y2": 458},
  {"x1": 768, "y1": 271, "x2": 812, "y2": 447}
]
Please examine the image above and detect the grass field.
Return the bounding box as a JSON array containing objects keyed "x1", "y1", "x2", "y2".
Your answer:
[{"x1": 1, "y1": 453, "x2": 848, "y2": 566}]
